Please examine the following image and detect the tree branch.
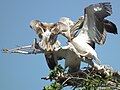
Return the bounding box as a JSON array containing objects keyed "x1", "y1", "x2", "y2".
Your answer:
[{"x1": 1, "y1": 39, "x2": 48, "y2": 55}]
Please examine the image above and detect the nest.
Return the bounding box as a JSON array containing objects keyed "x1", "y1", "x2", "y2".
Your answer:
[{"x1": 42, "y1": 65, "x2": 120, "y2": 89}]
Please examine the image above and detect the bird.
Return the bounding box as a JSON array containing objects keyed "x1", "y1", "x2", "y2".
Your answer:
[
  {"x1": 29, "y1": 20, "x2": 61, "y2": 70},
  {"x1": 48, "y1": 2, "x2": 117, "y2": 70},
  {"x1": 67, "y1": 2, "x2": 117, "y2": 68}
]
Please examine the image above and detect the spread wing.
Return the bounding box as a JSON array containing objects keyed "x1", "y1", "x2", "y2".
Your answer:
[
  {"x1": 70, "y1": 2, "x2": 117, "y2": 49},
  {"x1": 83, "y1": 2, "x2": 112, "y2": 44}
]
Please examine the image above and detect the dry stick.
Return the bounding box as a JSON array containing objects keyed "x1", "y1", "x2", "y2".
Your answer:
[
  {"x1": 62, "y1": 77, "x2": 71, "y2": 86},
  {"x1": 1, "y1": 44, "x2": 51, "y2": 55}
]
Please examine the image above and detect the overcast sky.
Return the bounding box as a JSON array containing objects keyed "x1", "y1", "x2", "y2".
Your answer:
[{"x1": 0, "y1": 0, "x2": 120, "y2": 90}]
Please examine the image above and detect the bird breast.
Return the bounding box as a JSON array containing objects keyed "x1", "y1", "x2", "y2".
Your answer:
[
  {"x1": 71, "y1": 35, "x2": 97, "y2": 59},
  {"x1": 71, "y1": 37, "x2": 88, "y2": 55}
]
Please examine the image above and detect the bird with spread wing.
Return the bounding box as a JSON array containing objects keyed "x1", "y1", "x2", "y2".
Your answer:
[
  {"x1": 71, "y1": 2, "x2": 117, "y2": 60},
  {"x1": 65, "y1": 2, "x2": 117, "y2": 69},
  {"x1": 47, "y1": 2, "x2": 117, "y2": 70}
]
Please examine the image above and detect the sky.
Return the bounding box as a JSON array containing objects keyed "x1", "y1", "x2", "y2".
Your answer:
[{"x1": 0, "y1": 0, "x2": 120, "y2": 90}]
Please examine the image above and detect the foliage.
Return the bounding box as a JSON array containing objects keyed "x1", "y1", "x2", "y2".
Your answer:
[
  {"x1": 42, "y1": 65, "x2": 120, "y2": 90},
  {"x1": 43, "y1": 65, "x2": 64, "y2": 90},
  {"x1": 43, "y1": 82, "x2": 62, "y2": 90}
]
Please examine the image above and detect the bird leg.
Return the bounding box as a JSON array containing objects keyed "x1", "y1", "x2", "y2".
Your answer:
[
  {"x1": 32, "y1": 38, "x2": 40, "y2": 54},
  {"x1": 82, "y1": 58, "x2": 104, "y2": 70}
]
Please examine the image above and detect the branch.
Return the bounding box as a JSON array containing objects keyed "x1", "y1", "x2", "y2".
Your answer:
[
  {"x1": 1, "y1": 38, "x2": 48, "y2": 55},
  {"x1": 1, "y1": 45, "x2": 44, "y2": 54}
]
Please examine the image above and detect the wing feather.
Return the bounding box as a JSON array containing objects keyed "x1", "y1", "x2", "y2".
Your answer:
[
  {"x1": 103, "y1": 19, "x2": 118, "y2": 34},
  {"x1": 83, "y1": 2, "x2": 112, "y2": 44},
  {"x1": 70, "y1": 16, "x2": 84, "y2": 38}
]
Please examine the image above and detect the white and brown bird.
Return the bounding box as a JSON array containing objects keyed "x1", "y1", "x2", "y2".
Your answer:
[{"x1": 29, "y1": 20, "x2": 61, "y2": 69}]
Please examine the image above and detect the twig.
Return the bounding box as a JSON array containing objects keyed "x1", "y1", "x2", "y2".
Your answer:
[
  {"x1": 62, "y1": 77, "x2": 71, "y2": 86},
  {"x1": 41, "y1": 76, "x2": 50, "y2": 80},
  {"x1": 1, "y1": 38, "x2": 51, "y2": 54},
  {"x1": 1, "y1": 45, "x2": 42, "y2": 54}
]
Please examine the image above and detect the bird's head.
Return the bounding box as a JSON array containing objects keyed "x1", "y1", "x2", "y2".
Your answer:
[{"x1": 29, "y1": 20, "x2": 60, "y2": 51}]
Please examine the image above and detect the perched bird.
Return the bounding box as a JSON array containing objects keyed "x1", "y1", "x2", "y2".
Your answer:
[
  {"x1": 68, "y1": 2, "x2": 117, "y2": 67},
  {"x1": 29, "y1": 20, "x2": 61, "y2": 70}
]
